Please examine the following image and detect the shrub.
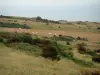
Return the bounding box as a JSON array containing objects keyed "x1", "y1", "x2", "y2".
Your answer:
[
  {"x1": 78, "y1": 68, "x2": 100, "y2": 75},
  {"x1": 14, "y1": 43, "x2": 42, "y2": 56},
  {"x1": 94, "y1": 49, "x2": 100, "y2": 53},
  {"x1": 32, "y1": 38, "x2": 41, "y2": 45},
  {"x1": 0, "y1": 22, "x2": 31, "y2": 29},
  {"x1": 97, "y1": 42, "x2": 100, "y2": 44},
  {"x1": 77, "y1": 37, "x2": 81, "y2": 40},
  {"x1": 62, "y1": 51, "x2": 73, "y2": 59},
  {"x1": 86, "y1": 50, "x2": 97, "y2": 56},
  {"x1": 97, "y1": 27, "x2": 100, "y2": 30},
  {"x1": 4, "y1": 33, "x2": 33, "y2": 44},
  {"x1": 60, "y1": 46, "x2": 93, "y2": 67},
  {"x1": 77, "y1": 37, "x2": 88, "y2": 41},
  {"x1": 68, "y1": 47, "x2": 73, "y2": 50},
  {"x1": 42, "y1": 46, "x2": 58, "y2": 60},
  {"x1": 66, "y1": 41, "x2": 70, "y2": 45},
  {"x1": 41, "y1": 40, "x2": 60, "y2": 60},
  {"x1": 58, "y1": 26, "x2": 61, "y2": 28},
  {"x1": 0, "y1": 37, "x2": 3, "y2": 42},
  {"x1": 73, "y1": 58, "x2": 93, "y2": 67},
  {"x1": 0, "y1": 32, "x2": 13, "y2": 38},
  {"x1": 52, "y1": 35, "x2": 75, "y2": 42},
  {"x1": 77, "y1": 43, "x2": 87, "y2": 54},
  {"x1": 36, "y1": 16, "x2": 42, "y2": 20},
  {"x1": 92, "y1": 55, "x2": 100, "y2": 63}
]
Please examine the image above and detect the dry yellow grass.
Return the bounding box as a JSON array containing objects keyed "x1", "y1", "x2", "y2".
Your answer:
[
  {"x1": 0, "y1": 43, "x2": 81, "y2": 75},
  {"x1": 78, "y1": 68, "x2": 100, "y2": 75}
]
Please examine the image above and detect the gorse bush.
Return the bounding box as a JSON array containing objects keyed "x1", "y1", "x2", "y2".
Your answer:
[
  {"x1": 42, "y1": 45, "x2": 58, "y2": 60},
  {"x1": 77, "y1": 43, "x2": 87, "y2": 54}
]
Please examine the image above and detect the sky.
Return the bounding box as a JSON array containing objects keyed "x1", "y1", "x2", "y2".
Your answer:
[{"x1": 0, "y1": 0, "x2": 100, "y2": 22}]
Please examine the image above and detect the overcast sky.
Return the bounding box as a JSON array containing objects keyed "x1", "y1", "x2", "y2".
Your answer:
[{"x1": 0, "y1": 0, "x2": 100, "y2": 22}]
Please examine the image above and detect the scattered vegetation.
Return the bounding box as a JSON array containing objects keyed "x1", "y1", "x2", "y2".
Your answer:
[
  {"x1": 51, "y1": 35, "x2": 75, "y2": 42},
  {"x1": 0, "y1": 31, "x2": 95, "y2": 67}
]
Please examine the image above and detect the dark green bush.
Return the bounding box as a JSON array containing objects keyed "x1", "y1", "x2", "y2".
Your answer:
[
  {"x1": 40, "y1": 40, "x2": 60, "y2": 60},
  {"x1": 51, "y1": 35, "x2": 75, "y2": 42},
  {"x1": 92, "y1": 55, "x2": 100, "y2": 63},
  {"x1": 32, "y1": 38, "x2": 41, "y2": 45},
  {"x1": 0, "y1": 22, "x2": 31, "y2": 29},
  {"x1": 42, "y1": 45, "x2": 58, "y2": 60},
  {"x1": 77, "y1": 43, "x2": 87, "y2": 54},
  {"x1": 0, "y1": 37, "x2": 3, "y2": 42},
  {"x1": 73, "y1": 58, "x2": 93, "y2": 67},
  {"x1": 14, "y1": 43, "x2": 42, "y2": 56},
  {"x1": 3, "y1": 33, "x2": 33, "y2": 44},
  {"x1": 94, "y1": 49, "x2": 100, "y2": 53},
  {"x1": 68, "y1": 47, "x2": 73, "y2": 50},
  {"x1": 87, "y1": 51, "x2": 97, "y2": 56},
  {"x1": 61, "y1": 51, "x2": 73, "y2": 59},
  {"x1": 66, "y1": 41, "x2": 70, "y2": 45}
]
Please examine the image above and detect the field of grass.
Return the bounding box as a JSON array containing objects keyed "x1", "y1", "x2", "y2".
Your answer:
[
  {"x1": 0, "y1": 42, "x2": 100, "y2": 75},
  {"x1": 0, "y1": 18, "x2": 100, "y2": 32},
  {"x1": 0, "y1": 43, "x2": 80, "y2": 75},
  {"x1": 0, "y1": 16, "x2": 100, "y2": 75}
]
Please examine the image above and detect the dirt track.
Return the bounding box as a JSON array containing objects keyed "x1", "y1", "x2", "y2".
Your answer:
[{"x1": 7, "y1": 28, "x2": 100, "y2": 42}]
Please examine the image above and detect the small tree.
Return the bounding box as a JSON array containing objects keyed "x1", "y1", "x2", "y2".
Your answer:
[{"x1": 36, "y1": 16, "x2": 42, "y2": 20}]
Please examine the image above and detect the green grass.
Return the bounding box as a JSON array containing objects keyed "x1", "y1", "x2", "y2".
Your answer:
[{"x1": 0, "y1": 22, "x2": 30, "y2": 29}]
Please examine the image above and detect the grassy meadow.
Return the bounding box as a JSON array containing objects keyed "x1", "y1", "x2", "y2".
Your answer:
[{"x1": 0, "y1": 16, "x2": 100, "y2": 75}]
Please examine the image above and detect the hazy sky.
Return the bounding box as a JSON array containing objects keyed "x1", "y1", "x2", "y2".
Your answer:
[{"x1": 0, "y1": 0, "x2": 100, "y2": 22}]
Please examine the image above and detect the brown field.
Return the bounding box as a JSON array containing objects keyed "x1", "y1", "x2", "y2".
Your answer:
[{"x1": 6, "y1": 28, "x2": 100, "y2": 42}]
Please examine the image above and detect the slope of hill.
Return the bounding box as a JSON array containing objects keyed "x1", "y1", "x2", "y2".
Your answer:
[{"x1": 0, "y1": 16, "x2": 100, "y2": 75}]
